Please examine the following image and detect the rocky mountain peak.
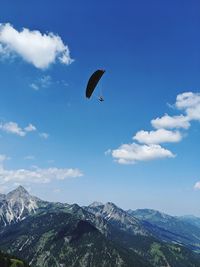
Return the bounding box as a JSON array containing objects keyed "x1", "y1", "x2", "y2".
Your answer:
[
  {"x1": 103, "y1": 202, "x2": 123, "y2": 214},
  {"x1": 89, "y1": 201, "x2": 104, "y2": 207},
  {"x1": 6, "y1": 185, "x2": 30, "y2": 200},
  {"x1": 16, "y1": 185, "x2": 28, "y2": 194},
  {"x1": 84, "y1": 201, "x2": 148, "y2": 236},
  {"x1": 0, "y1": 185, "x2": 42, "y2": 226}
]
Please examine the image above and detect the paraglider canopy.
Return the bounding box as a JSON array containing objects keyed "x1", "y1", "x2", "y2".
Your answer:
[{"x1": 85, "y1": 69, "x2": 105, "y2": 99}]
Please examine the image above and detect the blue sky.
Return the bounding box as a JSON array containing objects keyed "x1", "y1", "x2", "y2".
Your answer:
[{"x1": 0, "y1": 0, "x2": 200, "y2": 216}]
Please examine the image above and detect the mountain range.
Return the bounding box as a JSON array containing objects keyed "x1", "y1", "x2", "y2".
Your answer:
[{"x1": 0, "y1": 186, "x2": 200, "y2": 267}]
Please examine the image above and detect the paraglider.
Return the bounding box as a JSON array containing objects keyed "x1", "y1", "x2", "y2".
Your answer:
[
  {"x1": 85, "y1": 69, "x2": 105, "y2": 101},
  {"x1": 98, "y1": 96, "x2": 104, "y2": 102}
]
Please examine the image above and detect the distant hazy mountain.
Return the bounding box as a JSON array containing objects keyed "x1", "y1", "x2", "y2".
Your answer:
[
  {"x1": 84, "y1": 202, "x2": 200, "y2": 267},
  {"x1": 128, "y1": 209, "x2": 200, "y2": 252},
  {"x1": 178, "y1": 215, "x2": 200, "y2": 229},
  {"x1": 1, "y1": 186, "x2": 200, "y2": 267}
]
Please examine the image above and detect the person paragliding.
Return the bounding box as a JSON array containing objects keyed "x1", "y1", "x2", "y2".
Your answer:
[
  {"x1": 85, "y1": 69, "x2": 105, "y2": 101},
  {"x1": 98, "y1": 96, "x2": 104, "y2": 102}
]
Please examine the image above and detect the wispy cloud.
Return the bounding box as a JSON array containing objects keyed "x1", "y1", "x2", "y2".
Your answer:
[
  {"x1": 30, "y1": 83, "x2": 39, "y2": 91},
  {"x1": 39, "y1": 132, "x2": 49, "y2": 139},
  {"x1": 0, "y1": 43, "x2": 11, "y2": 59},
  {"x1": 0, "y1": 121, "x2": 26, "y2": 136},
  {"x1": 30, "y1": 75, "x2": 52, "y2": 91},
  {"x1": 0, "y1": 167, "x2": 83, "y2": 184},
  {"x1": 194, "y1": 181, "x2": 200, "y2": 190},
  {"x1": 0, "y1": 121, "x2": 49, "y2": 141},
  {"x1": 0, "y1": 154, "x2": 83, "y2": 185},
  {"x1": 0, "y1": 23, "x2": 74, "y2": 69},
  {"x1": 24, "y1": 123, "x2": 37, "y2": 132},
  {"x1": 0, "y1": 121, "x2": 37, "y2": 137}
]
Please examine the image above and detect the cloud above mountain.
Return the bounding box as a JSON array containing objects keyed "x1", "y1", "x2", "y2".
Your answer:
[
  {"x1": 0, "y1": 23, "x2": 73, "y2": 69},
  {"x1": 0, "y1": 154, "x2": 83, "y2": 185}
]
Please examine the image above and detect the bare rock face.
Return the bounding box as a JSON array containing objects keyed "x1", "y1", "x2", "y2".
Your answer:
[{"x1": 85, "y1": 201, "x2": 149, "y2": 236}]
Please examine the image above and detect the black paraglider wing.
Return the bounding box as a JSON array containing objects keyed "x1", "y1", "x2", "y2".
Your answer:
[{"x1": 85, "y1": 69, "x2": 105, "y2": 98}]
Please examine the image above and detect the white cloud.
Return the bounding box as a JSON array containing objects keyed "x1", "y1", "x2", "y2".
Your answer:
[
  {"x1": 176, "y1": 92, "x2": 200, "y2": 121},
  {"x1": 30, "y1": 75, "x2": 52, "y2": 91},
  {"x1": 0, "y1": 154, "x2": 9, "y2": 163},
  {"x1": 24, "y1": 123, "x2": 37, "y2": 132},
  {"x1": 105, "y1": 149, "x2": 112, "y2": 155},
  {"x1": 194, "y1": 181, "x2": 200, "y2": 190},
  {"x1": 111, "y1": 143, "x2": 175, "y2": 164},
  {"x1": 30, "y1": 83, "x2": 39, "y2": 91},
  {"x1": 39, "y1": 132, "x2": 49, "y2": 139},
  {"x1": 0, "y1": 164, "x2": 83, "y2": 185},
  {"x1": 151, "y1": 114, "x2": 190, "y2": 129},
  {"x1": 0, "y1": 121, "x2": 37, "y2": 136},
  {"x1": 109, "y1": 91, "x2": 200, "y2": 165},
  {"x1": 176, "y1": 92, "x2": 200, "y2": 109},
  {"x1": 133, "y1": 129, "x2": 182, "y2": 145},
  {"x1": 0, "y1": 23, "x2": 73, "y2": 69},
  {"x1": 0, "y1": 121, "x2": 26, "y2": 136}
]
